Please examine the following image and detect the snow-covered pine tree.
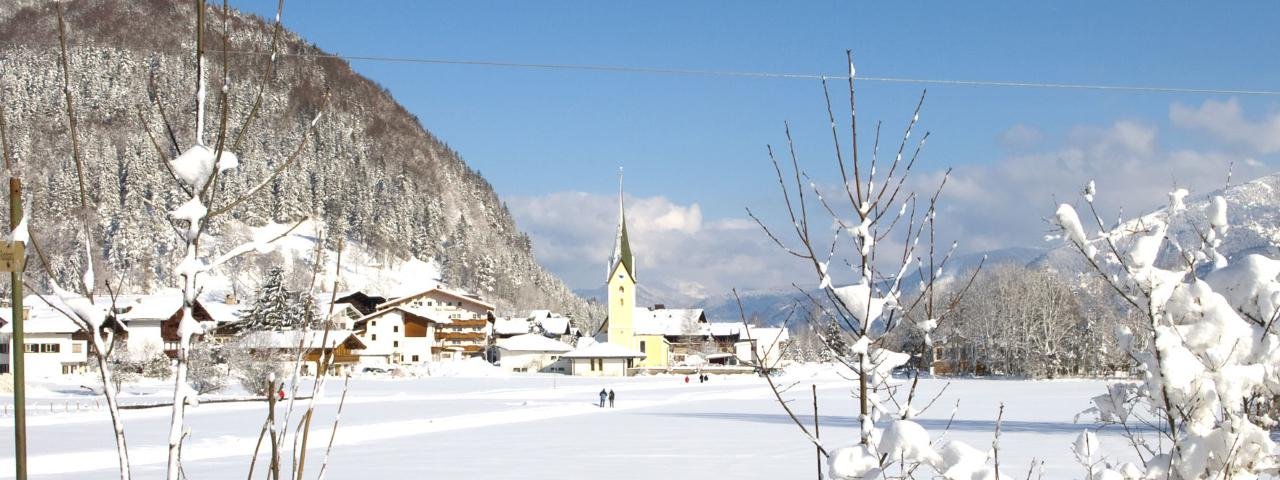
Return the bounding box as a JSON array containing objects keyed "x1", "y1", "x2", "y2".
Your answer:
[{"x1": 239, "y1": 267, "x2": 315, "y2": 332}]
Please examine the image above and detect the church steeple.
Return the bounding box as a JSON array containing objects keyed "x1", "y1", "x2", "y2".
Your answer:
[{"x1": 608, "y1": 168, "x2": 636, "y2": 282}]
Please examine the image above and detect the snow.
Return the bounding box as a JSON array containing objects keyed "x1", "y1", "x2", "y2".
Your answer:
[
  {"x1": 0, "y1": 371, "x2": 1146, "y2": 479},
  {"x1": 1054, "y1": 203, "x2": 1096, "y2": 257},
  {"x1": 493, "y1": 317, "x2": 532, "y2": 336},
  {"x1": 496, "y1": 333, "x2": 572, "y2": 353},
  {"x1": 195, "y1": 220, "x2": 443, "y2": 305},
  {"x1": 7, "y1": 212, "x2": 27, "y2": 244}
]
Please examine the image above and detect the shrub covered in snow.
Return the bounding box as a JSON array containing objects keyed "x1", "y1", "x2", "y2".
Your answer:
[{"x1": 1054, "y1": 183, "x2": 1280, "y2": 478}]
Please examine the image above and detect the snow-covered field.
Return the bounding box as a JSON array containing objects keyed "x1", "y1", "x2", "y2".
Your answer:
[{"x1": 0, "y1": 368, "x2": 1134, "y2": 479}]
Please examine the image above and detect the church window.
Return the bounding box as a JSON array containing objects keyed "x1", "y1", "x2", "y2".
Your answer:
[{"x1": 640, "y1": 341, "x2": 646, "y2": 353}]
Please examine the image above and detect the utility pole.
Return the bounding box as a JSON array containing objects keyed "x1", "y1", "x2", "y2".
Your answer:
[
  {"x1": 1, "y1": 99, "x2": 26, "y2": 480},
  {"x1": 9, "y1": 176, "x2": 24, "y2": 480}
]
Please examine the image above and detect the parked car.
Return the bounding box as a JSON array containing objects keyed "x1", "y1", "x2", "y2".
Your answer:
[{"x1": 361, "y1": 366, "x2": 388, "y2": 374}]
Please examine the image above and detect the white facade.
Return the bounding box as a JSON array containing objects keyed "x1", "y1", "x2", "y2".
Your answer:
[
  {"x1": 567, "y1": 357, "x2": 632, "y2": 377},
  {"x1": 496, "y1": 334, "x2": 572, "y2": 373},
  {"x1": 0, "y1": 303, "x2": 89, "y2": 378},
  {"x1": 735, "y1": 327, "x2": 791, "y2": 369},
  {"x1": 356, "y1": 308, "x2": 437, "y2": 365},
  {"x1": 562, "y1": 341, "x2": 644, "y2": 377}
]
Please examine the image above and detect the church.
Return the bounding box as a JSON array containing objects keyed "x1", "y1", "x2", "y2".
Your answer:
[{"x1": 597, "y1": 175, "x2": 715, "y2": 370}]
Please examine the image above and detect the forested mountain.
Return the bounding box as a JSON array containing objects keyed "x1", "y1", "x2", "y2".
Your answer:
[{"x1": 0, "y1": 0, "x2": 602, "y2": 323}]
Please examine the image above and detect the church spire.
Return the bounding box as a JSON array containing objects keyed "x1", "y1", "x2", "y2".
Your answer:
[{"x1": 608, "y1": 168, "x2": 635, "y2": 282}]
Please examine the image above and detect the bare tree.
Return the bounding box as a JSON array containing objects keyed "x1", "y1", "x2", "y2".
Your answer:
[{"x1": 749, "y1": 52, "x2": 990, "y2": 479}]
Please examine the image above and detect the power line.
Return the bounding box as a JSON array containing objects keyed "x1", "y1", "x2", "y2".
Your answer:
[{"x1": 217, "y1": 49, "x2": 1280, "y2": 97}]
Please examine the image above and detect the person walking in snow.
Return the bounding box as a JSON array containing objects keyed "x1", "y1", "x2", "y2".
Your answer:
[
  {"x1": 608, "y1": 389, "x2": 615, "y2": 408},
  {"x1": 598, "y1": 388, "x2": 607, "y2": 408}
]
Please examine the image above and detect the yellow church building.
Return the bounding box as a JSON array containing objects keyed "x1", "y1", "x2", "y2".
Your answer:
[{"x1": 603, "y1": 177, "x2": 673, "y2": 369}]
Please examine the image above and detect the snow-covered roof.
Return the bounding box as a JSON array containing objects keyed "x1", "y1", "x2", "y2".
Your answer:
[
  {"x1": 238, "y1": 329, "x2": 365, "y2": 350},
  {"x1": 381, "y1": 285, "x2": 494, "y2": 311},
  {"x1": 538, "y1": 316, "x2": 572, "y2": 335},
  {"x1": 740, "y1": 327, "x2": 790, "y2": 343},
  {"x1": 114, "y1": 292, "x2": 184, "y2": 321},
  {"x1": 498, "y1": 333, "x2": 573, "y2": 353},
  {"x1": 494, "y1": 317, "x2": 532, "y2": 336},
  {"x1": 708, "y1": 322, "x2": 744, "y2": 337},
  {"x1": 0, "y1": 295, "x2": 85, "y2": 334},
  {"x1": 632, "y1": 307, "x2": 707, "y2": 336},
  {"x1": 563, "y1": 341, "x2": 645, "y2": 359},
  {"x1": 527, "y1": 309, "x2": 552, "y2": 319}
]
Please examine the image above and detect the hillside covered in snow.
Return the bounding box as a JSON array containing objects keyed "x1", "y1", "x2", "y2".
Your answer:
[{"x1": 0, "y1": 0, "x2": 601, "y2": 321}]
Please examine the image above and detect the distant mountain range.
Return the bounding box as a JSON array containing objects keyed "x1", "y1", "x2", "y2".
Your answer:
[{"x1": 574, "y1": 245, "x2": 1050, "y2": 326}]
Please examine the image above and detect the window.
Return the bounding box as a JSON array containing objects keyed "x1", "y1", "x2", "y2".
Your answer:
[
  {"x1": 412, "y1": 355, "x2": 419, "y2": 362},
  {"x1": 24, "y1": 343, "x2": 60, "y2": 354},
  {"x1": 591, "y1": 358, "x2": 602, "y2": 371},
  {"x1": 165, "y1": 341, "x2": 180, "y2": 351},
  {"x1": 371, "y1": 320, "x2": 377, "y2": 326},
  {"x1": 393, "y1": 341, "x2": 399, "y2": 348},
  {"x1": 372, "y1": 334, "x2": 378, "y2": 341},
  {"x1": 62, "y1": 365, "x2": 79, "y2": 375},
  {"x1": 0, "y1": 343, "x2": 8, "y2": 354},
  {"x1": 639, "y1": 341, "x2": 646, "y2": 353},
  {"x1": 72, "y1": 343, "x2": 83, "y2": 353},
  {"x1": 0, "y1": 364, "x2": 7, "y2": 374},
  {"x1": 393, "y1": 326, "x2": 400, "y2": 333}
]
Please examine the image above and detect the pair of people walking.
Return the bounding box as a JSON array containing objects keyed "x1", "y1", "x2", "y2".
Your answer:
[{"x1": 598, "y1": 388, "x2": 615, "y2": 408}]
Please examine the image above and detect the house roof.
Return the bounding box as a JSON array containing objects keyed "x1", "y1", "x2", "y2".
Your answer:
[
  {"x1": 493, "y1": 317, "x2": 531, "y2": 336},
  {"x1": 0, "y1": 295, "x2": 85, "y2": 334},
  {"x1": 379, "y1": 285, "x2": 494, "y2": 311},
  {"x1": 497, "y1": 333, "x2": 573, "y2": 353},
  {"x1": 538, "y1": 315, "x2": 572, "y2": 335},
  {"x1": 563, "y1": 341, "x2": 645, "y2": 359},
  {"x1": 632, "y1": 307, "x2": 707, "y2": 336},
  {"x1": 114, "y1": 292, "x2": 240, "y2": 324}
]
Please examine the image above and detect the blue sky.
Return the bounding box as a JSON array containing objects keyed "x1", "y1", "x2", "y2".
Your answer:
[{"x1": 231, "y1": 1, "x2": 1280, "y2": 295}]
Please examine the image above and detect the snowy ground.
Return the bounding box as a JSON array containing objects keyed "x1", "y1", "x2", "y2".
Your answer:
[{"x1": 0, "y1": 367, "x2": 1137, "y2": 479}]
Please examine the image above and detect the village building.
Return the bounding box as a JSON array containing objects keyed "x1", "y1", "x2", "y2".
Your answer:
[
  {"x1": 235, "y1": 329, "x2": 367, "y2": 376},
  {"x1": 495, "y1": 333, "x2": 572, "y2": 373},
  {"x1": 595, "y1": 175, "x2": 742, "y2": 373},
  {"x1": 351, "y1": 285, "x2": 494, "y2": 365},
  {"x1": 0, "y1": 297, "x2": 90, "y2": 377},
  {"x1": 114, "y1": 292, "x2": 240, "y2": 358},
  {"x1": 732, "y1": 325, "x2": 791, "y2": 370},
  {"x1": 562, "y1": 340, "x2": 644, "y2": 377}
]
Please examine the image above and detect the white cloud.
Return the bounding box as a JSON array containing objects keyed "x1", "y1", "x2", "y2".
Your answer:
[
  {"x1": 511, "y1": 113, "x2": 1276, "y2": 298},
  {"x1": 1170, "y1": 98, "x2": 1280, "y2": 154},
  {"x1": 915, "y1": 120, "x2": 1270, "y2": 255},
  {"x1": 508, "y1": 192, "x2": 808, "y2": 298}
]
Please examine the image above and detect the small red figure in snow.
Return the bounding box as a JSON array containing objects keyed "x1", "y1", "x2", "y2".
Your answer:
[
  {"x1": 277, "y1": 388, "x2": 285, "y2": 401},
  {"x1": 683, "y1": 376, "x2": 689, "y2": 384}
]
